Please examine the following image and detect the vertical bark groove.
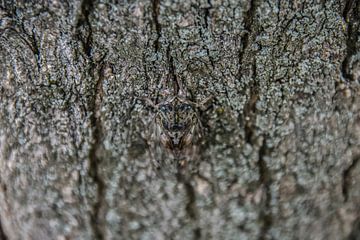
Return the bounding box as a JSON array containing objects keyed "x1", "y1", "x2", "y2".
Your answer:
[
  {"x1": 152, "y1": 0, "x2": 162, "y2": 53},
  {"x1": 342, "y1": 156, "x2": 360, "y2": 202},
  {"x1": 237, "y1": 0, "x2": 257, "y2": 79},
  {"x1": 257, "y1": 138, "x2": 273, "y2": 240},
  {"x1": 76, "y1": 1, "x2": 107, "y2": 238},
  {"x1": 343, "y1": 0, "x2": 356, "y2": 22},
  {"x1": 340, "y1": 0, "x2": 359, "y2": 83},
  {"x1": 88, "y1": 63, "x2": 107, "y2": 240},
  {"x1": 76, "y1": 0, "x2": 94, "y2": 57},
  {"x1": 243, "y1": 92, "x2": 258, "y2": 144},
  {"x1": 176, "y1": 172, "x2": 200, "y2": 239},
  {"x1": 167, "y1": 44, "x2": 179, "y2": 94},
  {"x1": 203, "y1": 0, "x2": 212, "y2": 29},
  {"x1": 0, "y1": 218, "x2": 8, "y2": 240},
  {"x1": 347, "y1": 218, "x2": 360, "y2": 240}
]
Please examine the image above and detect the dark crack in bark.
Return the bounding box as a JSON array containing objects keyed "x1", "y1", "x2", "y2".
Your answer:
[
  {"x1": 347, "y1": 217, "x2": 360, "y2": 240},
  {"x1": 76, "y1": 0, "x2": 94, "y2": 57},
  {"x1": 243, "y1": 91, "x2": 258, "y2": 143},
  {"x1": 193, "y1": 227, "x2": 202, "y2": 240},
  {"x1": 198, "y1": 0, "x2": 215, "y2": 69},
  {"x1": 152, "y1": 0, "x2": 162, "y2": 53},
  {"x1": 76, "y1": 1, "x2": 107, "y2": 238},
  {"x1": 203, "y1": 0, "x2": 212, "y2": 29},
  {"x1": 257, "y1": 138, "x2": 273, "y2": 240},
  {"x1": 0, "y1": 218, "x2": 8, "y2": 240},
  {"x1": 237, "y1": 1, "x2": 258, "y2": 138},
  {"x1": 176, "y1": 172, "x2": 199, "y2": 239},
  {"x1": 239, "y1": 55, "x2": 272, "y2": 238},
  {"x1": 29, "y1": 27, "x2": 40, "y2": 60},
  {"x1": 184, "y1": 180, "x2": 197, "y2": 220},
  {"x1": 10, "y1": 23, "x2": 42, "y2": 71},
  {"x1": 343, "y1": 0, "x2": 356, "y2": 22},
  {"x1": 16, "y1": 22, "x2": 40, "y2": 59},
  {"x1": 166, "y1": 44, "x2": 179, "y2": 94},
  {"x1": 237, "y1": 0, "x2": 257, "y2": 79},
  {"x1": 87, "y1": 63, "x2": 107, "y2": 240},
  {"x1": 142, "y1": 43, "x2": 151, "y2": 92},
  {"x1": 242, "y1": 58, "x2": 258, "y2": 143},
  {"x1": 342, "y1": 156, "x2": 359, "y2": 202},
  {"x1": 340, "y1": 0, "x2": 359, "y2": 83}
]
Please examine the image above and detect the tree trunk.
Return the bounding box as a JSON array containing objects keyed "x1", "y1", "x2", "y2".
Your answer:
[{"x1": 1, "y1": 0, "x2": 360, "y2": 239}]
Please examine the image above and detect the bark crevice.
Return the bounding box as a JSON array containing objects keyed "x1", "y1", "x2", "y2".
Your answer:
[
  {"x1": 76, "y1": 1, "x2": 107, "y2": 239},
  {"x1": 177, "y1": 172, "x2": 199, "y2": 238},
  {"x1": 184, "y1": 180, "x2": 197, "y2": 220},
  {"x1": 243, "y1": 92, "x2": 258, "y2": 144},
  {"x1": 257, "y1": 138, "x2": 273, "y2": 240},
  {"x1": 342, "y1": 156, "x2": 359, "y2": 202},
  {"x1": 87, "y1": 63, "x2": 107, "y2": 240},
  {"x1": 166, "y1": 44, "x2": 179, "y2": 94},
  {"x1": 151, "y1": 0, "x2": 162, "y2": 53},
  {"x1": 237, "y1": 0, "x2": 257, "y2": 79},
  {"x1": 243, "y1": 59, "x2": 258, "y2": 143},
  {"x1": 198, "y1": 0, "x2": 215, "y2": 69},
  {"x1": 343, "y1": 0, "x2": 356, "y2": 22},
  {"x1": 347, "y1": 217, "x2": 360, "y2": 240},
  {"x1": 0, "y1": 218, "x2": 8, "y2": 240},
  {"x1": 340, "y1": 0, "x2": 359, "y2": 83},
  {"x1": 203, "y1": 0, "x2": 212, "y2": 29},
  {"x1": 76, "y1": 0, "x2": 94, "y2": 57}
]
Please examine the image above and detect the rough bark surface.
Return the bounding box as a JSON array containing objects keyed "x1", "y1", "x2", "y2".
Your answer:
[{"x1": 0, "y1": 0, "x2": 360, "y2": 239}]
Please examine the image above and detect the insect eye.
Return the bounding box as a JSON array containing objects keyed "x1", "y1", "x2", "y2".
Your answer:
[
  {"x1": 179, "y1": 104, "x2": 192, "y2": 111},
  {"x1": 160, "y1": 104, "x2": 172, "y2": 112}
]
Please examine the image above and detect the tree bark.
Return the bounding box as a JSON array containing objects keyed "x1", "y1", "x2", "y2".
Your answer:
[{"x1": 0, "y1": 0, "x2": 360, "y2": 239}]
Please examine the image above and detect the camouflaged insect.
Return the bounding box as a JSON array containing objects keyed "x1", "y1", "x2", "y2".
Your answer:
[{"x1": 139, "y1": 75, "x2": 211, "y2": 168}]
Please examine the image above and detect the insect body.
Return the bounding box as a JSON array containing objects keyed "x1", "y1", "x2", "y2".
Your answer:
[
  {"x1": 157, "y1": 95, "x2": 197, "y2": 152},
  {"x1": 139, "y1": 73, "x2": 211, "y2": 167}
]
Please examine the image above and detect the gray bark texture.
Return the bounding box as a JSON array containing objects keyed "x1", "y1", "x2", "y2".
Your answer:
[{"x1": 0, "y1": 0, "x2": 360, "y2": 239}]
